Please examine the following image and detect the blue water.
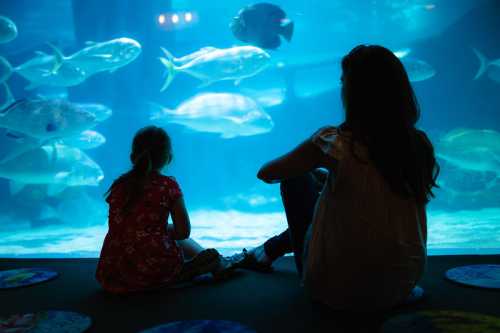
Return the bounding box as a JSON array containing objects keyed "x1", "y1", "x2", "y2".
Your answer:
[{"x1": 0, "y1": 0, "x2": 499, "y2": 257}]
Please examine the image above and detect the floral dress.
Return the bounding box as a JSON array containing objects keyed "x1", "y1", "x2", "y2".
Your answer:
[{"x1": 96, "y1": 174, "x2": 184, "y2": 293}]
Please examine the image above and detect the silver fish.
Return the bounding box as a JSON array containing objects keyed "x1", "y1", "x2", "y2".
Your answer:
[
  {"x1": 437, "y1": 128, "x2": 500, "y2": 178},
  {"x1": 158, "y1": 45, "x2": 271, "y2": 91},
  {"x1": 58, "y1": 130, "x2": 106, "y2": 150},
  {"x1": 150, "y1": 92, "x2": 274, "y2": 139},
  {"x1": 473, "y1": 48, "x2": 500, "y2": 83},
  {"x1": 0, "y1": 99, "x2": 97, "y2": 140},
  {"x1": 0, "y1": 144, "x2": 104, "y2": 196}
]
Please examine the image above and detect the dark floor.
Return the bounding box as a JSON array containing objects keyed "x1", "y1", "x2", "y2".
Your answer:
[{"x1": 1, "y1": 255, "x2": 500, "y2": 333}]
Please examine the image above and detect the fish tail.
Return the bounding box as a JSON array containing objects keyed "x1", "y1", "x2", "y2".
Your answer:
[
  {"x1": 0, "y1": 56, "x2": 13, "y2": 84},
  {"x1": 46, "y1": 42, "x2": 66, "y2": 74},
  {"x1": 280, "y1": 19, "x2": 294, "y2": 42},
  {"x1": 472, "y1": 47, "x2": 489, "y2": 80},
  {"x1": 158, "y1": 51, "x2": 177, "y2": 92},
  {"x1": 148, "y1": 102, "x2": 175, "y2": 122}
]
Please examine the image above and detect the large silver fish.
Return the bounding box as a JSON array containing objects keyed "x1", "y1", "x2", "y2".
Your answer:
[
  {"x1": 63, "y1": 37, "x2": 142, "y2": 76},
  {"x1": 150, "y1": 92, "x2": 274, "y2": 139},
  {"x1": 3, "y1": 38, "x2": 141, "y2": 90},
  {"x1": 473, "y1": 48, "x2": 500, "y2": 83},
  {"x1": 159, "y1": 46, "x2": 271, "y2": 91},
  {"x1": 0, "y1": 99, "x2": 97, "y2": 140},
  {"x1": 58, "y1": 130, "x2": 106, "y2": 150},
  {"x1": 75, "y1": 103, "x2": 113, "y2": 122},
  {"x1": 8, "y1": 53, "x2": 88, "y2": 90},
  {"x1": 436, "y1": 128, "x2": 500, "y2": 185},
  {"x1": 0, "y1": 144, "x2": 104, "y2": 196}
]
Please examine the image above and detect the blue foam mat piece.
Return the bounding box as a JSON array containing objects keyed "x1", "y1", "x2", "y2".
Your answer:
[
  {"x1": 445, "y1": 264, "x2": 500, "y2": 289},
  {"x1": 0, "y1": 268, "x2": 58, "y2": 289},
  {"x1": 140, "y1": 320, "x2": 256, "y2": 333}
]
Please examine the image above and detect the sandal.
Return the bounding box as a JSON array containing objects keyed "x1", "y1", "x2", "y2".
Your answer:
[{"x1": 230, "y1": 248, "x2": 273, "y2": 273}]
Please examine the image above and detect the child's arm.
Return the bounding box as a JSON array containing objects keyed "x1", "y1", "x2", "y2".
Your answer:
[
  {"x1": 257, "y1": 136, "x2": 337, "y2": 184},
  {"x1": 170, "y1": 196, "x2": 191, "y2": 240}
]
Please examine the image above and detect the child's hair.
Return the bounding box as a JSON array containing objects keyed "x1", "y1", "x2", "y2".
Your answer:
[
  {"x1": 105, "y1": 126, "x2": 173, "y2": 214},
  {"x1": 339, "y1": 44, "x2": 439, "y2": 204}
]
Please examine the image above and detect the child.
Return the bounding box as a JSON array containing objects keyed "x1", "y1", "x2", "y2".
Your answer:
[
  {"x1": 236, "y1": 45, "x2": 440, "y2": 311},
  {"x1": 96, "y1": 126, "x2": 229, "y2": 293}
]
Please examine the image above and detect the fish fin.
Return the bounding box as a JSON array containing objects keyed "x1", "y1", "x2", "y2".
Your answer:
[
  {"x1": 280, "y1": 19, "x2": 294, "y2": 42},
  {"x1": 0, "y1": 56, "x2": 13, "y2": 84},
  {"x1": 9, "y1": 181, "x2": 27, "y2": 195},
  {"x1": 149, "y1": 102, "x2": 175, "y2": 122},
  {"x1": 46, "y1": 42, "x2": 66, "y2": 74},
  {"x1": 25, "y1": 82, "x2": 40, "y2": 91},
  {"x1": 158, "y1": 56, "x2": 177, "y2": 92},
  {"x1": 47, "y1": 183, "x2": 67, "y2": 197},
  {"x1": 1, "y1": 82, "x2": 15, "y2": 110},
  {"x1": 160, "y1": 47, "x2": 175, "y2": 61},
  {"x1": 472, "y1": 48, "x2": 489, "y2": 80},
  {"x1": 5, "y1": 130, "x2": 26, "y2": 140},
  {"x1": 393, "y1": 48, "x2": 411, "y2": 59}
]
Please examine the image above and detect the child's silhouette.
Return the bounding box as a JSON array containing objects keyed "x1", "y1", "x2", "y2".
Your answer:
[{"x1": 96, "y1": 126, "x2": 232, "y2": 293}]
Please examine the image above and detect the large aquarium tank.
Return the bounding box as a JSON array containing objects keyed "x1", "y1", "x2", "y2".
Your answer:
[{"x1": 0, "y1": 0, "x2": 499, "y2": 257}]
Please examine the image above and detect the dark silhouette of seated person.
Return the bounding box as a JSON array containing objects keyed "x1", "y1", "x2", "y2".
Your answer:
[{"x1": 236, "y1": 45, "x2": 439, "y2": 311}]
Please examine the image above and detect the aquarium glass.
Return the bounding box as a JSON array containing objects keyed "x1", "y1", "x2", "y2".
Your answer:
[{"x1": 0, "y1": 0, "x2": 499, "y2": 257}]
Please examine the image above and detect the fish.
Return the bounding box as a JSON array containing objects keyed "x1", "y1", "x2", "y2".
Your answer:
[
  {"x1": 75, "y1": 103, "x2": 112, "y2": 122},
  {"x1": 166, "y1": 47, "x2": 219, "y2": 66},
  {"x1": 472, "y1": 48, "x2": 500, "y2": 83},
  {"x1": 6, "y1": 38, "x2": 141, "y2": 90},
  {"x1": 63, "y1": 37, "x2": 142, "y2": 76},
  {"x1": 436, "y1": 128, "x2": 500, "y2": 189},
  {"x1": 394, "y1": 49, "x2": 436, "y2": 82},
  {"x1": 58, "y1": 130, "x2": 106, "y2": 150},
  {"x1": 149, "y1": 93, "x2": 274, "y2": 139},
  {"x1": 0, "y1": 128, "x2": 40, "y2": 164},
  {"x1": 0, "y1": 16, "x2": 17, "y2": 44},
  {"x1": 0, "y1": 144, "x2": 104, "y2": 196},
  {"x1": 230, "y1": 3, "x2": 294, "y2": 50},
  {"x1": 400, "y1": 58, "x2": 436, "y2": 82},
  {"x1": 9, "y1": 52, "x2": 88, "y2": 90},
  {"x1": 158, "y1": 45, "x2": 271, "y2": 91},
  {"x1": 0, "y1": 99, "x2": 97, "y2": 141}
]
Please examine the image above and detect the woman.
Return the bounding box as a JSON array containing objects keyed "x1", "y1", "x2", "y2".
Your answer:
[{"x1": 236, "y1": 45, "x2": 439, "y2": 310}]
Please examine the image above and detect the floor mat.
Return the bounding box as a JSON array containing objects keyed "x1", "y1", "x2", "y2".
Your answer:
[
  {"x1": 382, "y1": 310, "x2": 500, "y2": 333},
  {"x1": 0, "y1": 310, "x2": 92, "y2": 333},
  {"x1": 445, "y1": 264, "x2": 500, "y2": 289},
  {"x1": 0, "y1": 268, "x2": 58, "y2": 289}
]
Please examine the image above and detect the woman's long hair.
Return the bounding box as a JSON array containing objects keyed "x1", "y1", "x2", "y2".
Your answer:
[
  {"x1": 340, "y1": 45, "x2": 439, "y2": 204},
  {"x1": 105, "y1": 126, "x2": 172, "y2": 214}
]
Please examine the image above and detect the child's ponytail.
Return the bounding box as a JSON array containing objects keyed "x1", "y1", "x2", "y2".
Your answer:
[{"x1": 104, "y1": 126, "x2": 173, "y2": 215}]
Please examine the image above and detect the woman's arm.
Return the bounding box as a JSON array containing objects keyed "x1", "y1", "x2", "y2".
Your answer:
[
  {"x1": 169, "y1": 196, "x2": 191, "y2": 240},
  {"x1": 257, "y1": 136, "x2": 337, "y2": 184}
]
